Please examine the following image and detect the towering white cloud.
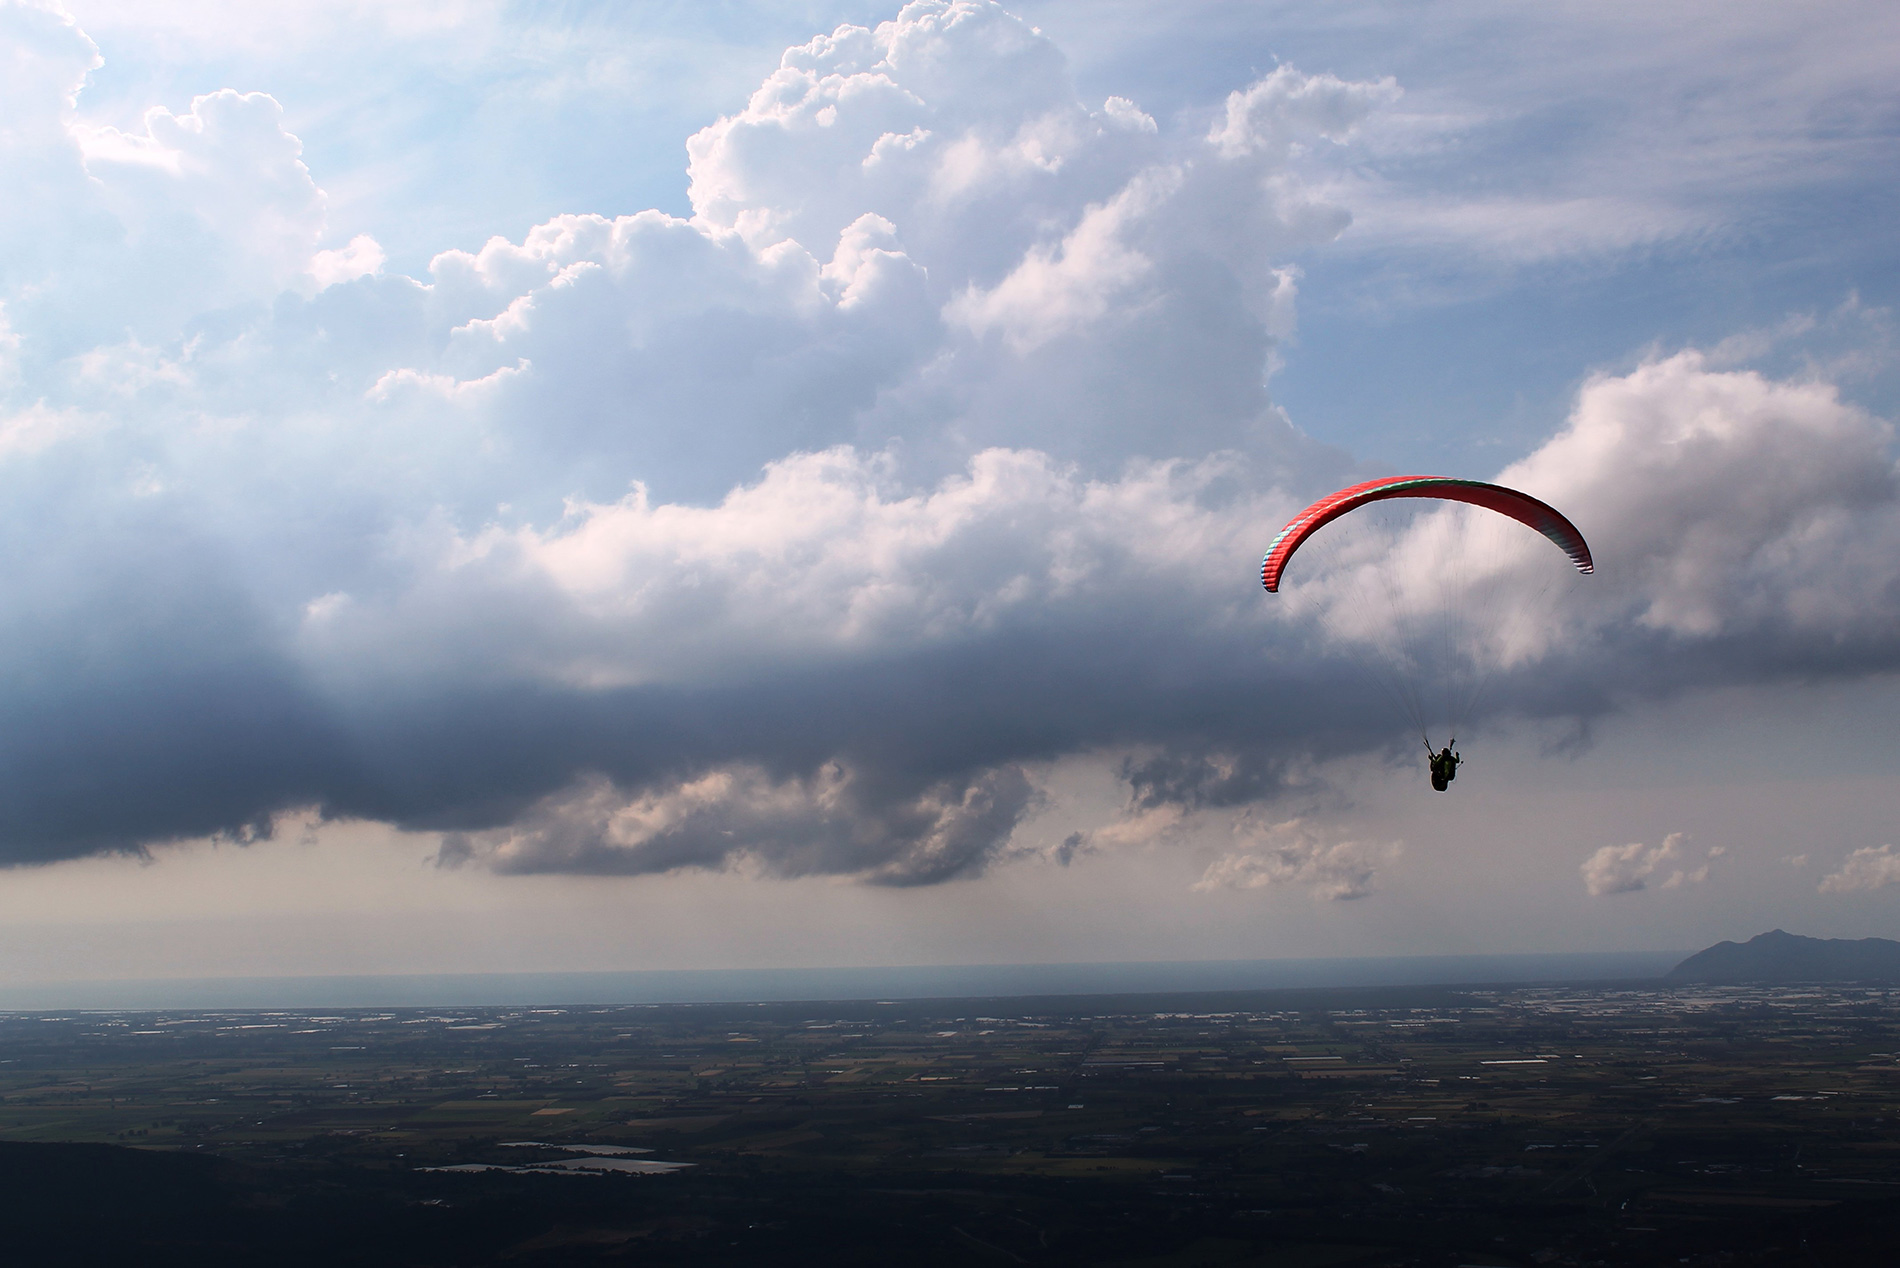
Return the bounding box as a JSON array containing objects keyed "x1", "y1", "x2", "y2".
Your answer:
[{"x1": 1505, "y1": 353, "x2": 1899, "y2": 650}]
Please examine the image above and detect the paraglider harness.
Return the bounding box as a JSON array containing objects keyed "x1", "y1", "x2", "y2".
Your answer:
[{"x1": 1427, "y1": 742, "x2": 1462, "y2": 793}]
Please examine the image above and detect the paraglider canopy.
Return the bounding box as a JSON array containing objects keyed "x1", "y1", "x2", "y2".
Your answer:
[
  {"x1": 1259, "y1": 474, "x2": 1595, "y2": 783},
  {"x1": 1261, "y1": 475, "x2": 1593, "y2": 593}
]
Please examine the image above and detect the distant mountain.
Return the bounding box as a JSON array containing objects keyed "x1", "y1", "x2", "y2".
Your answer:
[{"x1": 1665, "y1": 929, "x2": 1900, "y2": 984}]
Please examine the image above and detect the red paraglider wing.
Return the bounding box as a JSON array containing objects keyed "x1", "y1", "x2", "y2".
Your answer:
[{"x1": 1260, "y1": 476, "x2": 1593, "y2": 592}]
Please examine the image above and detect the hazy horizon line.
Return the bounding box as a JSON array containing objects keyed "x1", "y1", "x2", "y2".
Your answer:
[{"x1": 0, "y1": 950, "x2": 1689, "y2": 1011}]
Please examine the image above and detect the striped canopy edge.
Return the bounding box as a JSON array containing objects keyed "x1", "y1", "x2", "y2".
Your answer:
[{"x1": 1261, "y1": 475, "x2": 1594, "y2": 592}]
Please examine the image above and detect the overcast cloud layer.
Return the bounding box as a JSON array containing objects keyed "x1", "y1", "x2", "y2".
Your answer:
[{"x1": 3, "y1": 0, "x2": 1898, "y2": 888}]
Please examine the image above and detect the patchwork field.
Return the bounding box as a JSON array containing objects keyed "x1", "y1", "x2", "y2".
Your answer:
[{"x1": 1, "y1": 981, "x2": 1896, "y2": 1264}]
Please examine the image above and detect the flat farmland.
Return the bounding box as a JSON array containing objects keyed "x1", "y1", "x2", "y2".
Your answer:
[{"x1": 0, "y1": 983, "x2": 1896, "y2": 1264}]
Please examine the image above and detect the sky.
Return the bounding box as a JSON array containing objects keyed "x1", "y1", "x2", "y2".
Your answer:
[{"x1": 1, "y1": 0, "x2": 1897, "y2": 987}]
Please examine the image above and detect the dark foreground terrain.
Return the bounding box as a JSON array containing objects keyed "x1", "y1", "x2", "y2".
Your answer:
[{"x1": 2, "y1": 981, "x2": 1897, "y2": 1266}]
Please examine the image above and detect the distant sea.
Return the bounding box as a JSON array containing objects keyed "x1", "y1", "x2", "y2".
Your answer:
[{"x1": 0, "y1": 952, "x2": 1685, "y2": 1010}]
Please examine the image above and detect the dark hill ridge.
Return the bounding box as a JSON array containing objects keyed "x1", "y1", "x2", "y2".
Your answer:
[{"x1": 1666, "y1": 929, "x2": 1900, "y2": 984}]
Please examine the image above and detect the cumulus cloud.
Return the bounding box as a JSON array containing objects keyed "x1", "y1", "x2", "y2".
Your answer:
[
  {"x1": 1582, "y1": 839, "x2": 1669, "y2": 896},
  {"x1": 1515, "y1": 354, "x2": 1899, "y2": 647},
  {"x1": 1819, "y1": 844, "x2": 1900, "y2": 894},
  {"x1": 437, "y1": 763, "x2": 1036, "y2": 887},
  {"x1": 1194, "y1": 815, "x2": 1396, "y2": 901},
  {"x1": 1291, "y1": 348, "x2": 1900, "y2": 727},
  {"x1": 310, "y1": 234, "x2": 385, "y2": 289},
  {"x1": 1661, "y1": 843, "x2": 1724, "y2": 890},
  {"x1": 1208, "y1": 65, "x2": 1399, "y2": 161},
  {"x1": 0, "y1": 0, "x2": 1896, "y2": 889},
  {"x1": 1580, "y1": 833, "x2": 1722, "y2": 896},
  {"x1": 0, "y1": 0, "x2": 1389, "y2": 875}
]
